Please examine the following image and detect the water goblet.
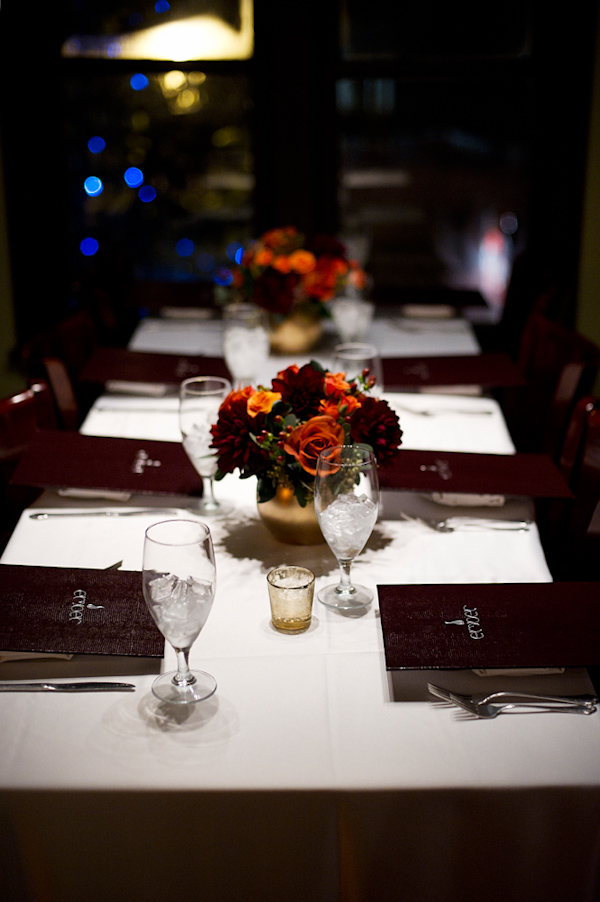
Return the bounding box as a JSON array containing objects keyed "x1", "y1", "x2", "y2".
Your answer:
[
  {"x1": 142, "y1": 519, "x2": 217, "y2": 704},
  {"x1": 330, "y1": 297, "x2": 374, "y2": 342},
  {"x1": 314, "y1": 444, "x2": 379, "y2": 611},
  {"x1": 179, "y1": 375, "x2": 232, "y2": 517},
  {"x1": 223, "y1": 302, "x2": 270, "y2": 387},
  {"x1": 332, "y1": 342, "x2": 384, "y2": 390}
]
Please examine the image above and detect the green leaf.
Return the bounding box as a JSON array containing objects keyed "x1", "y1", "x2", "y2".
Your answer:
[
  {"x1": 294, "y1": 482, "x2": 308, "y2": 507},
  {"x1": 257, "y1": 476, "x2": 276, "y2": 503}
]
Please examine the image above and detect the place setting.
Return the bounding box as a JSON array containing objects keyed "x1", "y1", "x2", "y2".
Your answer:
[{"x1": 379, "y1": 580, "x2": 600, "y2": 716}]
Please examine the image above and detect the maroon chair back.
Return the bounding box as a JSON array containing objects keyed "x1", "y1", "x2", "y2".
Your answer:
[
  {"x1": 539, "y1": 396, "x2": 600, "y2": 580},
  {"x1": 0, "y1": 381, "x2": 57, "y2": 463},
  {"x1": 502, "y1": 312, "x2": 600, "y2": 457},
  {"x1": 0, "y1": 381, "x2": 58, "y2": 549},
  {"x1": 21, "y1": 311, "x2": 99, "y2": 429}
]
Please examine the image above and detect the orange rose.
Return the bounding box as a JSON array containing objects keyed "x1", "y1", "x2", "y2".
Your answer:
[
  {"x1": 324, "y1": 371, "x2": 351, "y2": 397},
  {"x1": 338, "y1": 394, "x2": 361, "y2": 416},
  {"x1": 289, "y1": 249, "x2": 316, "y2": 274},
  {"x1": 255, "y1": 248, "x2": 274, "y2": 267},
  {"x1": 247, "y1": 390, "x2": 281, "y2": 418},
  {"x1": 283, "y1": 415, "x2": 345, "y2": 475},
  {"x1": 272, "y1": 255, "x2": 292, "y2": 274},
  {"x1": 319, "y1": 394, "x2": 361, "y2": 419},
  {"x1": 262, "y1": 226, "x2": 298, "y2": 250},
  {"x1": 219, "y1": 385, "x2": 254, "y2": 414},
  {"x1": 319, "y1": 400, "x2": 341, "y2": 419}
]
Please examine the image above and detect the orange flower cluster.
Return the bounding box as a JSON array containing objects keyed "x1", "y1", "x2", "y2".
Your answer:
[
  {"x1": 211, "y1": 361, "x2": 402, "y2": 506},
  {"x1": 232, "y1": 226, "x2": 366, "y2": 316}
]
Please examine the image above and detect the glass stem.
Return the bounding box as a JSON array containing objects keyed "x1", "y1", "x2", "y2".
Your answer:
[
  {"x1": 337, "y1": 559, "x2": 356, "y2": 595},
  {"x1": 203, "y1": 476, "x2": 219, "y2": 509},
  {"x1": 172, "y1": 647, "x2": 195, "y2": 686}
]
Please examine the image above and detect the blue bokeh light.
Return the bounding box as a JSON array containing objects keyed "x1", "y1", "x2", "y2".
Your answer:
[
  {"x1": 84, "y1": 176, "x2": 103, "y2": 197},
  {"x1": 176, "y1": 239, "x2": 195, "y2": 257},
  {"x1": 214, "y1": 267, "x2": 233, "y2": 287},
  {"x1": 124, "y1": 167, "x2": 144, "y2": 188},
  {"x1": 87, "y1": 136, "x2": 106, "y2": 154},
  {"x1": 155, "y1": 0, "x2": 170, "y2": 11},
  {"x1": 130, "y1": 73, "x2": 149, "y2": 91},
  {"x1": 139, "y1": 185, "x2": 157, "y2": 203},
  {"x1": 80, "y1": 237, "x2": 99, "y2": 256},
  {"x1": 226, "y1": 241, "x2": 244, "y2": 263}
]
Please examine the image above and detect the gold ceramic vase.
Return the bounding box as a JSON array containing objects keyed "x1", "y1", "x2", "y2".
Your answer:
[
  {"x1": 257, "y1": 484, "x2": 324, "y2": 545},
  {"x1": 269, "y1": 309, "x2": 323, "y2": 354}
]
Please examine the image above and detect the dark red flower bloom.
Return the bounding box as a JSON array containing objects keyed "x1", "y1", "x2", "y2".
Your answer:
[
  {"x1": 211, "y1": 389, "x2": 269, "y2": 476},
  {"x1": 252, "y1": 269, "x2": 299, "y2": 315},
  {"x1": 271, "y1": 363, "x2": 326, "y2": 420},
  {"x1": 349, "y1": 397, "x2": 402, "y2": 464}
]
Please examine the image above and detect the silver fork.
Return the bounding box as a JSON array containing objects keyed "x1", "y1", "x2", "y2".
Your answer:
[
  {"x1": 400, "y1": 512, "x2": 531, "y2": 533},
  {"x1": 428, "y1": 683, "x2": 598, "y2": 718}
]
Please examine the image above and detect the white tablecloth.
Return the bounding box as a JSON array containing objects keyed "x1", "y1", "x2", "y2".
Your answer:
[
  {"x1": 2, "y1": 382, "x2": 600, "y2": 901},
  {"x1": 128, "y1": 312, "x2": 481, "y2": 389}
]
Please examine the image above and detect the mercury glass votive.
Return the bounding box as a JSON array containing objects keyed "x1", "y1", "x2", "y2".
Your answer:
[{"x1": 266, "y1": 566, "x2": 315, "y2": 633}]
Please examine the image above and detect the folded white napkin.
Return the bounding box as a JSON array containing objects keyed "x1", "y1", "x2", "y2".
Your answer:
[
  {"x1": 401, "y1": 304, "x2": 455, "y2": 319},
  {"x1": 105, "y1": 379, "x2": 169, "y2": 397},
  {"x1": 420, "y1": 385, "x2": 483, "y2": 396},
  {"x1": 429, "y1": 492, "x2": 506, "y2": 507},
  {"x1": 159, "y1": 306, "x2": 214, "y2": 320},
  {"x1": 58, "y1": 488, "x2": 132, "y2": 501}
]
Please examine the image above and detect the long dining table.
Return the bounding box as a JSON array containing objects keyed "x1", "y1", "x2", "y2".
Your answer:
[{"x1": 2, "y1": 311, "x2": 600, "y2": 902}]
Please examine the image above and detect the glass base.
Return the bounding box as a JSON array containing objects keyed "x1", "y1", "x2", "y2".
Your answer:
[
  {"x1": 195, "y1": 498, "x2": 233, "y2": 518},
  {"x1": 318, "y1": 583, "x2": 373, "y2": 611},
  {"x1": 151, "y1": 669, "x2": 217, "y2": 705}
]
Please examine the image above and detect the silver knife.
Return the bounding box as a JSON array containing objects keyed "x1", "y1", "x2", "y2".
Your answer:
[
  {"x1": 30, "y1": 509, "x2": 179, "y2": 519},
  {"x1": 0, "y1": 681, "x2": 136, "y2": 692}
]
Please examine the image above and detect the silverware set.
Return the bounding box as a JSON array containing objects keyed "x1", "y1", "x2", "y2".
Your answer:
[
  {"x1": 30, "y1": 508, "x2": 180, "y2": 520},
  {"x1": 0, "y1": 681, "x2": 135, "y2": 692},
  {"x1": 387, "y1": 319, "x2": 466, "y2": 334},
  {"x1": 400, "y1": 512, "x2": 532, "y2": 533},
  {"x1": 428, "y1": 683, "x2": 598, "y2": 718},
  {"x1": 392, "y1": 403, "x2": 494, "y2": 417}
]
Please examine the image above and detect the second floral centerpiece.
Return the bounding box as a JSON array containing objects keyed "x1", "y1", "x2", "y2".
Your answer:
[{"x1": 210, "y1": 361, "x2": 403, "y2": 544}]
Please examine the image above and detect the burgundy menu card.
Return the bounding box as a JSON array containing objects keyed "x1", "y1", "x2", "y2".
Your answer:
[
  {"x1": 79, "y1": 347, "x2": 231, "y2": 387},
  {"x1": 378, "y1": 449, "x2": 573, "y2": 498},
  {"x1": 378, "y1": 582, "x2": 600, "y2": 670},
  {"x1": 382, "y1": 353, "x2": 525, "y2": 390},
  {"x1": 10, "y1": 430, "x2": 203, "y2": 497},
  {"x1": 0, "y1": 564, "x2": 163, "y2": 657}
]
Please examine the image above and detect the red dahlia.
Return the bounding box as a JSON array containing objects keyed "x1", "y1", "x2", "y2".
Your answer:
[{"x1": 349, "y1": 397, "x2": 403, "y2": 464}]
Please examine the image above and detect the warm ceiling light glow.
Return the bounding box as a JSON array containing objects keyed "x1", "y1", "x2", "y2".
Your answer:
[
  {"x1": 62, "y1": 0, "x2": 253, "y2": 61},
  {"x1": 163, "y1": 70, "x2": 187, "y2": 92}
]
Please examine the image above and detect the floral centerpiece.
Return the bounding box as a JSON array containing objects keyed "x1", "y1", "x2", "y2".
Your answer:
[
  {"x1": 231, "y1": 226, "x2": 366, "y2": 320},
  {"x1": 210, "y1": 360, "x2": 402, "y2": 542}
]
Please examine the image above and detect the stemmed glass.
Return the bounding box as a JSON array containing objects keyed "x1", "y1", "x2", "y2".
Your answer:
[
  {"x1": 332, "y1": 342, "x2": 384, "y2": 390},
  {"x1": 142, "y1": 519, "x2": 217, "y2": 705},
  {"x1": 222, "y1": 302, "x2": 270, "y2": 387},
  {"x1": 314, "y1": 444, "x2": 379, "y2": 611},
  {"x1": 179, "y1": 376, "x2": 232, "y2": 517}
]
